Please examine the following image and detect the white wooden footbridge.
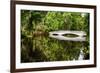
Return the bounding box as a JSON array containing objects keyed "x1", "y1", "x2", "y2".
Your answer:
[{"x1": 49, "y1": 30, "x2": 86, "y2": 41}]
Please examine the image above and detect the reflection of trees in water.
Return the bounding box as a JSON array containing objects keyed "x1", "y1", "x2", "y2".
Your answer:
[
  {"x1": 21, "y1": 35, "x2": 89, "y2": 63},
  {"x1": 21, "y1": 35, "x2": 48, "y2": 62},
  {"x1": 21, "y1": 10, "x2": 90, "y2": 63}
]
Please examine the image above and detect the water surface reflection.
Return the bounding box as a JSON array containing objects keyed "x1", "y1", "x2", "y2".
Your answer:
[{"x1": 21, "y1": 34, "x2": 89, "y2": 62}]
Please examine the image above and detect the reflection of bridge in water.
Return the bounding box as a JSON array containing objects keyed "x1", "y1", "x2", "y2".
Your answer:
[
  {"x1": 49, "y1": 30, "x2": 86, "y2": 41},
  {"x1": 49, "y1": 30, "x2": 87, "y2": 60}
]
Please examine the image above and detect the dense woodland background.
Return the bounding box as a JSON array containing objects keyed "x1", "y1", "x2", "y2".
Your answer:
[{"x1": 21, "y1": 10, "x2": 90, "y2": 62}]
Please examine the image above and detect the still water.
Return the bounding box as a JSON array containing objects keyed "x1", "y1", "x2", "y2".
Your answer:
[{"x1": 21, "y1": 32, "x2": 89, "y2": 62}]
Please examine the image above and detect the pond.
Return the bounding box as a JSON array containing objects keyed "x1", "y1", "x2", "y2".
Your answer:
[{"x1": 21, "y1": 31, "x2": 89, "y2": 63}]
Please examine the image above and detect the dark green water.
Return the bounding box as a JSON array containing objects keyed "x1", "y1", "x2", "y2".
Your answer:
[{"x1": 21, "y1": 35, "x2": 89, "y2": 63}]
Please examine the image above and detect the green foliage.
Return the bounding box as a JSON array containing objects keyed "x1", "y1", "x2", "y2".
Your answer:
[{"x1": 21, "y1": 10, "x2": 90, "y2": 62}]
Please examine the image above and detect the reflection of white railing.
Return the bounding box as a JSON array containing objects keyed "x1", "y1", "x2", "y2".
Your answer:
[{"x1": 49, "y1": 30, "x2": 86, "y2": 41}]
